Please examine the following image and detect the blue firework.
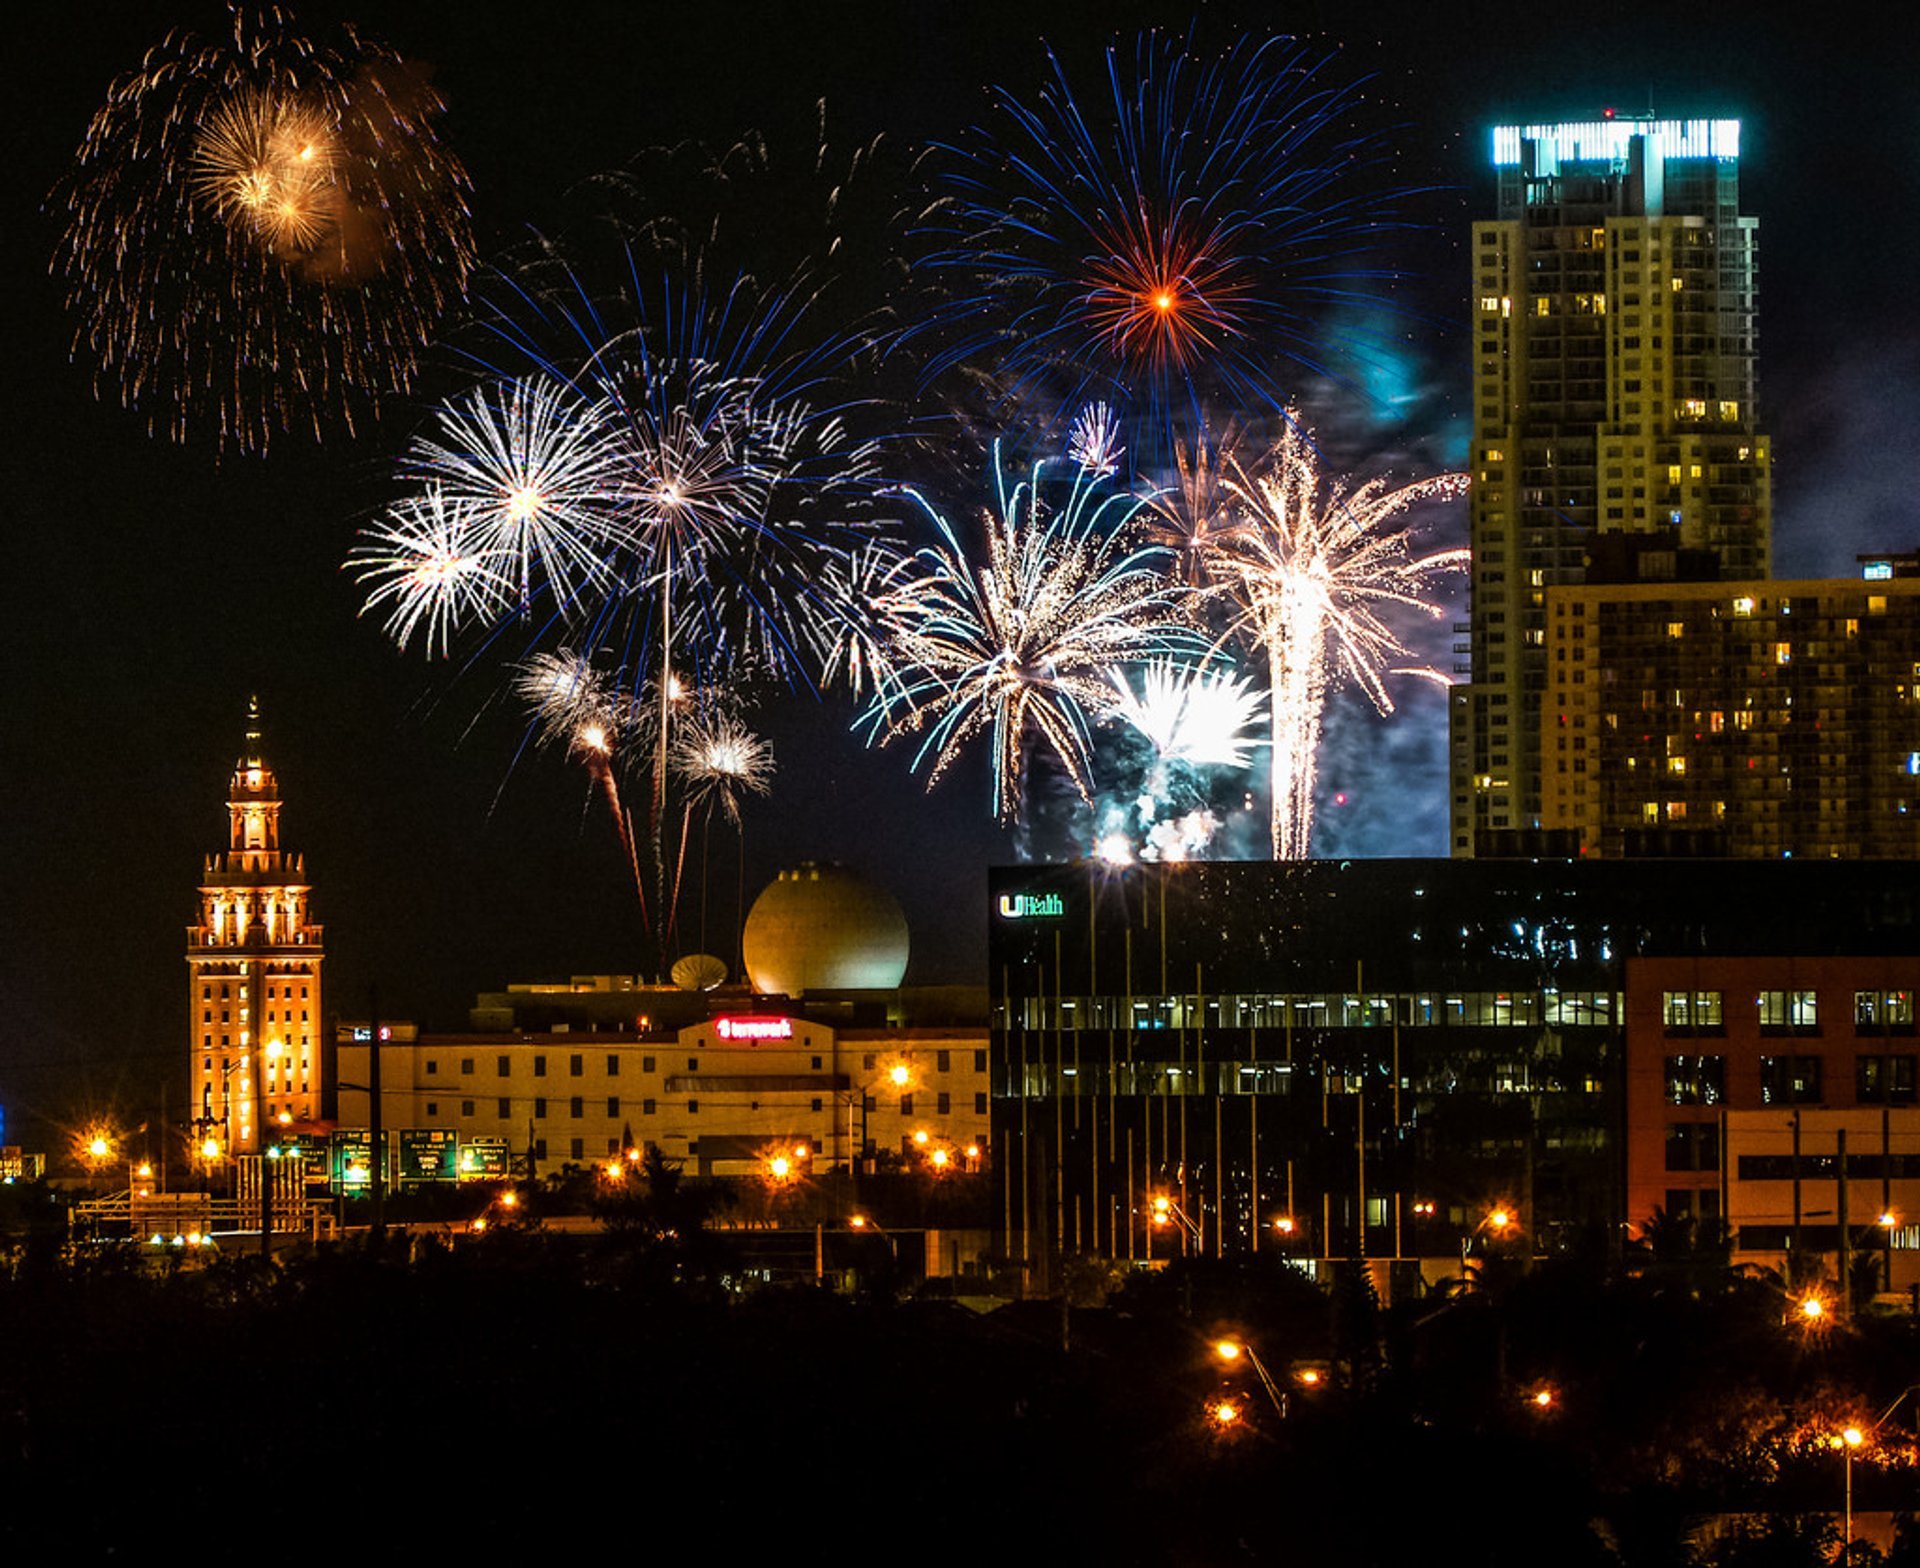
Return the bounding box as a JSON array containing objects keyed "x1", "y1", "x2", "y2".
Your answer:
[{"x1": 912, "y1": 32, "x2": 1425, "y2": 428}]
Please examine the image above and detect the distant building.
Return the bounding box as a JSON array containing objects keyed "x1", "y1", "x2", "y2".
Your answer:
[
  {"x1": 186, "y1": 701, "x2": 323, "y2": 1155},
  {"x1": 1860, "y1": 548, "x2": 1920, "y2": 581},
  {"x1": 1625, "y1": 954, "x2": 1919, "y2": 1294},
  {"x1": 988, "y1": 859, "x2": 1919, "y2": 1292},
  {"x1": 1453, "y1": 116, "x2": 1769, "y2": 854},
  {"x1": 1544, "y1": 576, "x2": 1920, "y2": 857},
  {"x1": 336, "y1": 1007, "x2": 989, "y2": 1181},
  {"x1": 332, "y1": 862, "x2": 988, "y2": 1186}
]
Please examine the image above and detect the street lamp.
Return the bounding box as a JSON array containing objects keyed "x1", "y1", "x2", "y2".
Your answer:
[
  {"x1": 1794, "y1": 1286, "x2": 1833, "y2": 1329},
  {"x1": 1838, "y1": 1423, "x2": 1865, "y2": 1545},
  {"x1": 1833, "y1": 1385, "x2": 1920, "y2": 1549},
  {"x1": 1213, "y1": 1338, "x2": 1286, "y2": 1419},
  {"x1": 1151, "y1": 1192, "x2": 1200, "y2": 1252}
]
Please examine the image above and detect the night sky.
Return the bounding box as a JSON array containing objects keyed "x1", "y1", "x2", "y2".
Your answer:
[{"x1": 4, "y1": 0, "x2": 1913, "y2": 1150}]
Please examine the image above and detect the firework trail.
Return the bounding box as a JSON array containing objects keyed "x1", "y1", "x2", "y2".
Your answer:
[
  {"x1": 516, "y1": 652, "x2": 649, "y2": 925},
  {"x1": 863, "y1": 445, "x2": 1197, "y2": 823},
  {"x1": 1211, "y1": 415, "x2": 1466, "y2": 859},
  {"x1": 53, "y1": 7, "x2": 474, "y2": 451},
  {"x1": 912, "y1": 32, "x2": 1425, "y2": 429}
]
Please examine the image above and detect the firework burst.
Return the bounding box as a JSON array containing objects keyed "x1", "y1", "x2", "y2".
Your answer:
[
  {"x1": 356, "y1": 225, "x2": 890, "y2": 970},
  {"x1": 914, "y1": 32, "x2": 1424, "y2": 424},
  {"x1": 1067, "y1": 401, "x2": 1125, "y2": 478},
  {"x1": 1107, "y1": 660, "x2": 1263, "y2": 771},
  {"x1": 673, "y1": 710, "x2": 775, "y2": 828},
  {"x1": 53, "y1": 7, "x2": 474, "y2": 451},
  {"x1": 1144, "y1": 421, "x2": 1255, "y2": 589},
  {"x1": 348, "y1": 488, "x2": 513, "y2": 659},
  {"x1": 865, "y1": 446, "x2": 1196, "y2": 822},
  {"x1": 403, "y1": 375, "x2": 626, "y2": 611},
  {"x1": 459, "y1": 256, "x2": 891, "y2": 699},
  {"x1": 1210, "y1": 416, "x2": 1466, "y2": 859}
]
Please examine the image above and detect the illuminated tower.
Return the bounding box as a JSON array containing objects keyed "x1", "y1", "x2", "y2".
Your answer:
[
  {"x1": 186, "y1": 700, "x2": 324, "y2": 1155},
  {"x1": 1450, "y1": 116, "x2": 1770, "y2": 854}
]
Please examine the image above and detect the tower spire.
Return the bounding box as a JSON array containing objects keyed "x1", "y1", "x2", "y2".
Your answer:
[{"x1": 242, "y1": 693, "x2": 264, "y2": 770}]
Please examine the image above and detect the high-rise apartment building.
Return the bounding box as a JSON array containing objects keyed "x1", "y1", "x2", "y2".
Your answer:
[
  {"x1": 1451, "y1": 116, "x2": 1770, "y2": 854},
  {"x1": 186, "y1": 701, "x2": 324, "y2": 1155}
]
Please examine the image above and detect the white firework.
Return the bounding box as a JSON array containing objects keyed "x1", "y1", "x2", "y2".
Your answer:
[
  {"x1": 1213, "y1": 415, "x2": 1468, "y2": 859},
  {"x1": 1066, "y1": 401, "x2": 1124, "y2": 477},
  {"x1": 515, "y1": 649, "x2": 623, "y2": 749},
  {"x1": 1107, "y1": 660, "x2": 1263, "y2": 770},
  {"x1": 348, "y1": 488, "x2": 511, "y2": 658},
  {"x1": 864, "y1": 449, "x2": 1197, "y2": 822},
  {"x1": 672, "y1": 709, "x2": 774, "y2": 827},
  {"x1": 404, "y1": 374, "x2": 625, "y2": 611}
]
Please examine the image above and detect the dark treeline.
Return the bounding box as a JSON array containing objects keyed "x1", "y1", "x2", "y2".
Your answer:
[{"x1": 2, "y1": 1184, "x2": 1916, "y2": 1561}]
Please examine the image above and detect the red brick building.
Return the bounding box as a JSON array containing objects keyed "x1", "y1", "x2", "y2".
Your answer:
[{"x1": 1627, "y1": 955, "x2": 1919, "y2": 1294}]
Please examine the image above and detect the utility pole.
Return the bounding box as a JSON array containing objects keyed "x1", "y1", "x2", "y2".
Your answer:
[{"x1": 368, "y1": 984, "x2": 385, "y2": 1244}]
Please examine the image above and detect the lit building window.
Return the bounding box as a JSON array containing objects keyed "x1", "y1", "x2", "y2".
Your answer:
[
  {"x1": 1756, "y1": 990, "x2": 1818, "y2": 1028},
  {"x1": 1663, "y1": 990, "x2": 1723, "y2": 1030}
]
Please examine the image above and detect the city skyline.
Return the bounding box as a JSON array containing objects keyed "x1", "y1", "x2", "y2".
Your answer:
[{"x1": 4, "y1": 0, "x2": 1913, "y2": 1152}]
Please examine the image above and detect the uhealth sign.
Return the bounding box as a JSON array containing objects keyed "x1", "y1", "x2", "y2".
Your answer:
[{"x1": 998, "y1": 892, "x2": 1065, "y2": 918}]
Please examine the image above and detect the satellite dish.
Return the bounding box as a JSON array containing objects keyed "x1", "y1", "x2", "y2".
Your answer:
[{"x1": 670, "y1": 953, "x2": 728, "y2": 992}]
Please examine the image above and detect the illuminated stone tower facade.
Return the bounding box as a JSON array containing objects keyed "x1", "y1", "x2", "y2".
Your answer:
[
  {"x1": 186, "y1": 701, "x2": 324, "y2": 1155},
  {"x1": 1450, "y1": 117, "x2": 1770, "y2": 854}
]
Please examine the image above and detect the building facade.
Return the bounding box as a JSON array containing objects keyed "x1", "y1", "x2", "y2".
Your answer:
[
  {"x1": 1544, "y1": 577, "x2": 1920, "y2": 857},
  {"x1": 1625, "y1": 954, "x2": 1919, "y2": 1294},
  {"x1": 186, "y1": 701, "x2": 324, "y2": 1156},
  {"x1": 988, "y1": 860, "x2": 1920, "y2": 1287},
  {"x1": 335, "y1": 1008, "x2": 989, "y2": 1180},
  {"x1": 1452, "y1": 117, "x2": 1770, "y2": 854}
]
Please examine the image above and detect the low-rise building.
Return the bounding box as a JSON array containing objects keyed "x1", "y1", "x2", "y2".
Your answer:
[
  {"x1": 1625, "y1": 954, "x2": 1919, "y2": 1293},
  {"x1": 335, "y1": 1003, "x2": 990, "y2": 1179}
]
